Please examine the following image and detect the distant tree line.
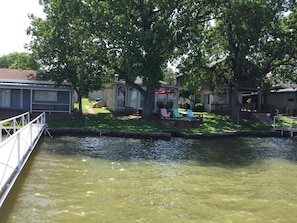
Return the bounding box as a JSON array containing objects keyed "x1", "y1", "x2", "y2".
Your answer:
[{"x1": 0, "y1": 52, "x2": 39, "y2": 70}]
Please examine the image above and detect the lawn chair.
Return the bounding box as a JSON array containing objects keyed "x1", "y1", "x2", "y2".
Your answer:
[
  {"x1": 173, "y1": 108, "x2": 183, "y2": 118},
  {"x1": 161, "y1": 108, "x2": 170, "y2": 118},
  {"x1": 186, "y1": 109, "x2": 197, "y2": 119}
]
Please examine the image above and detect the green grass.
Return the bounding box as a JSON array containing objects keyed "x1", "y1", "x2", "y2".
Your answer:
[
  {"x1": 169, "y1": 111, "x2": 270, "y2": 134},
  {"x1": 273, "y1": 116, "x2": 297, "y2": 128},
  {"x1": 47, "y1": 112, "x2": 170, "y2": 132},
  {"x1": 47, "y1": 98, "x2": 271, "y2": 134}
]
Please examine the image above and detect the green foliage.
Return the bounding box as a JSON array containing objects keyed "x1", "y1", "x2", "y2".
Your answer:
[
  {"x1": 27, "y1": 0, "x2": 113, "y2": 114},
  {"x1": 163, "y1": 66, "x2": 177, "y2": 85},
  {"x1": 194, "y1": 103, "x2": 204, "y2": 111},
  {"x1": 179, "y1": 88, "x2": 192, "y2": 98},
  {"x1": 0, "y1": 52, "x2": 39, "y2": 70},
  {"x1": 28, "y1": 0, "x2": 214, "y2": 121},
  {"x1": 27, "y1": 0, "x2": 297, "y2": 121},
  {"x1": 179, "y1": 0, "x2": 297, "y2": 120},
  {"x1": 180, "y1": 102, "x2": 190, "y2": 109}
]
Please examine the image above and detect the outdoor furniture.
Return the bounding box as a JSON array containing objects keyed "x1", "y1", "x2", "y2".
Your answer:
[
  {"x1": 186, "y1": 109, "x2": 197, "y2": 119},
  {"x1": 166, "y1": 101, "x2": 173, "y2": 109},
  {"x1": 161, "y1": 108, "x2": 171, "y2": 118},
  {"x1": 173, "y1": 108, "x2": 183, "y2": 118},
  {"x1": 157, "y1": 101, "x2": 164, "y2": 108}
]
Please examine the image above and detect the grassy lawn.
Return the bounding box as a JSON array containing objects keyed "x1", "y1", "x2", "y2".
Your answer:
[{"x1": 47, "y1": 98, "x2": 271, "y2": 134}]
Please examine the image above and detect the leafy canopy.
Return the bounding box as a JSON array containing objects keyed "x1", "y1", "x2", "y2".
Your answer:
[
  {"x1": 28, "y1": 0, "x2": 214, "y2": 120},
  {"x1": 179, "y1": 0, "x2": 297, "y2": 119},
  {"x1": 0, "y1": 52, "x2": 40, "y2": 70}
]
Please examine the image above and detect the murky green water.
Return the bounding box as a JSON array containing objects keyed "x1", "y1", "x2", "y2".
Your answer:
[{"x1": 1, "y1": 136, "x2": 297, "y2": 223}]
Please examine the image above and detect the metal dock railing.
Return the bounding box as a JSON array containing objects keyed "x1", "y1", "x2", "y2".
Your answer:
[{"x1": 0, "y1": 112, "x2": 47, "y2": 207}]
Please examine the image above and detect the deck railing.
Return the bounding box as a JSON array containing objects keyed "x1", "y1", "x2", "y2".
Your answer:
[
  {"x1": 0, "y1": 112, "x2": 30, "y2": 143},
  {"x1": 0, "y1": 112, "x2": 46, "y2": 207},
  {"x1": 273, "y1": 116, "x2": 297, "y2": 137}
]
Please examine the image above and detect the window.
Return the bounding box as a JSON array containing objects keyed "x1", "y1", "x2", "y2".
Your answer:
[
  {"x1": 117, "y1": 86, "x2": 126, "y2": 108},
  {"x1": 35, "y1": 90, "x2": 57, "y2": 101},
  {"x1": 0, "y1": 89, "x2": 21, "y2": 108},
  {"x1": 0, "y1": 89, "x2": 11, "y2": 107},
  {"x1": 129, "y1": 87, "x2": 138, "y2": 108},
  {"x1": 203, "y1": 94, "x2": 210, "y2": 105}
]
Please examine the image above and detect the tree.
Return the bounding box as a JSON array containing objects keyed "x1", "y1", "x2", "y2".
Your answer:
[
  {"x1": 27, "y1": 0, "x2": 112, "y2": 114},
  {"x1": 258, "y1": 1, "x2": 297, "y2": 84},
  {"x1": 28, "y1": 0, "x2": 214, "y2": 120},
  {"x1": 0, "y1": 52, "x2": 40, "y2": 70},
  {"x1": 180, "y1": 0, "x2": 297, "y2": 120},
  {"x1": 163, "y1": 66, "x2": 177, "y2": 85},
  {"x1": 87, "y1": 0, "x2": 216, "y2": 120}
]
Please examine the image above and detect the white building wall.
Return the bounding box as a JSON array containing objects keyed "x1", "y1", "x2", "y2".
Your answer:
[{"x1": 266, "y1": 92, "x2": 297, "y2": 114}]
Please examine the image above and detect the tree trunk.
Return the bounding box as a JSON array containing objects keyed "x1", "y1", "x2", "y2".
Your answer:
[
  {"x1": 77, "y1": 90, "x2": 83, "y2": 115},
  {"x1": 230, "y1": 88, "x2": 241, "y2": 121},
  {"x1": 141, "y1": 85, "x2": 155, "y2": 121}
]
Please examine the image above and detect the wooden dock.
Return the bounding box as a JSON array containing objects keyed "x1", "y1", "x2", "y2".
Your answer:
[{"x1": 0, "y1": 112, "x2": 46, "y2": 207}]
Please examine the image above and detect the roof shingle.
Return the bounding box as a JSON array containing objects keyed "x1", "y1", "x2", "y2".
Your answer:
[{"x1": 0, "y1": 68, "x2": 37, "y2": 81}]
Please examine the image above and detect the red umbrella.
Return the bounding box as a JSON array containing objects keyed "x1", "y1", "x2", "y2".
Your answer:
[{"x1": 155, "y1": 89, "x2": 175, "y2": 94}]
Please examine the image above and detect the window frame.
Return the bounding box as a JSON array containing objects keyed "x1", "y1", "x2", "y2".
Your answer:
[{"x1": 34, "y1": 90, "x2": 58, "y2": 102}]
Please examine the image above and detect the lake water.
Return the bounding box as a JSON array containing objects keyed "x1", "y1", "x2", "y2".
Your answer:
[{"x1": 1, "y1": 136, "x2": 297, "y2": 223}]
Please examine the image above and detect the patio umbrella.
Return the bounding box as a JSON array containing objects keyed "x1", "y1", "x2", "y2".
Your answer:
[
  {"x1": 155, "y1": 89, "x2": 175, "y2": 94},
  {"x1": 155, "y1": 89, "x2": 175, "y2": 109}
]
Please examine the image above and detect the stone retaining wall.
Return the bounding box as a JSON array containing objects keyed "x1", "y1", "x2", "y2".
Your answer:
[
  {"x1": 48, "y1": 128, "x2": 280, "y2": 141},
  {"x1": 160, "y1": 118, "x2": 203, "y2": 128}
]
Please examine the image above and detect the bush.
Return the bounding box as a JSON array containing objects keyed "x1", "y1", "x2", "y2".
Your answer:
[
  {"x1": 194, "y1": 103, "x2": 204, "y2": 111},
  {"x1": 182, "y1": 102, "x2": 190, "y2": 109}
]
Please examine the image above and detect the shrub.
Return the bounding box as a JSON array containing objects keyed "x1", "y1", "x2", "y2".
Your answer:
[{"x1": 194, "y1": 103, "x2": 204, "y2": 111}]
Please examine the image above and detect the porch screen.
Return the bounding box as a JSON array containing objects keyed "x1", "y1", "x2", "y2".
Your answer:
[
  {"x1": 0, "y1": 89, "x2": 10, "y2": 107},
  {"x1": 35, "y1": 90, "x2": 57, "y2": 101},
  {"x1": 0, "y1": 89, "x2": 21, "y2": 108}
]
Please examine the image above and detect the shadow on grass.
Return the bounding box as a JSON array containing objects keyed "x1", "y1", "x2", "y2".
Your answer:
[
  {"x1": 47, "y1": 111, "x2": 271, "y2": 134},
  {"x1": 47, "y1": 112, "x2": 169, "y2": 133}
]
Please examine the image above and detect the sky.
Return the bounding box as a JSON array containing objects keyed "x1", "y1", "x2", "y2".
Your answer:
[{"x1": 0, "y1": 0, "x2": 45, "y2": 56}]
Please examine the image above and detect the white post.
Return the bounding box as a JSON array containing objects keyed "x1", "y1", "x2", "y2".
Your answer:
[
  {"x1": 0, "y1": 123, "x2": 2, "y2": 143},
  {"x1": 22, "y1": 115, "x2": 25, "y2": 127},
  {"x1": 290, "y1": 118, "x2": 293, "y2": 137},
  {"x1": 17, "y1": 133, "x2": 21, "y2": 171},
  {"x1": 30, "y1": 122, "x2": 33, "y2": 150},
  {"x1": 13, "y1": 119, "x2": 16, "y2": 134}
]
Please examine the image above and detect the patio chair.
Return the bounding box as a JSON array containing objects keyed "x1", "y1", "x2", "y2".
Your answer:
[
  {"x1": 161, "y1": 108, "x2": 171, "y2": 118},
  {"x1": 186, "y1": 109, "x2": 197, "y2": 119},
  {"x1": 173, "y1": 108, "x2": 183, "y2": 118}
]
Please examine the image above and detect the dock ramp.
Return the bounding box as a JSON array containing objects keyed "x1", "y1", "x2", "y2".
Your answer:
[{"x1": 0, "y1": 112, "x2": 47, "y2": 207}]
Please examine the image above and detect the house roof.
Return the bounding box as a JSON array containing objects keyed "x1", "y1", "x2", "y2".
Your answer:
[
  {"x1": 0, "y1": 68, "x2": 37, "y2": 81},
  {"x1": 0, "y1": 68, "x2": 71, "y2": 89},
  {"x1": 271, "y1": 87, "x2": 297, "y2": 93},
  {"x1": 114, "y1": 76, "x2": 178, "y2": 89}
]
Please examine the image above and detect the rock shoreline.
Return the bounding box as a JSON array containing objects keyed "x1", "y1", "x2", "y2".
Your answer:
[{"x1": 48, "y1": 128, "x2": 281, "y2": 140}]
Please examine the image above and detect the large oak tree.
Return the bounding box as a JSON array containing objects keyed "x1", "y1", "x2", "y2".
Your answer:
[
  {"x1": 27, "y1": 0, "x2": 112, "y2": 114},
  {"x1": 28, "y1": 0, "x2": 213, "y2": 120},
  {"x1": 179, "y1": 0, "x2": 297, "y2": 120}
]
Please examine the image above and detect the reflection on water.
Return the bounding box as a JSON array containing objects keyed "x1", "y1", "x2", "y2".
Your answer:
[{"x1": 1, "y1": 136, "x2": 297, "y2": 222}]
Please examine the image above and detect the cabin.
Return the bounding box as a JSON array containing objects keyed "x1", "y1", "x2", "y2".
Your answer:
[
  {"x1": 89, "y1": 77, "x2": 179, "y2": 114},
  {"x1": 0, "y1": 68, "x2": 73, "y2": 119}
]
